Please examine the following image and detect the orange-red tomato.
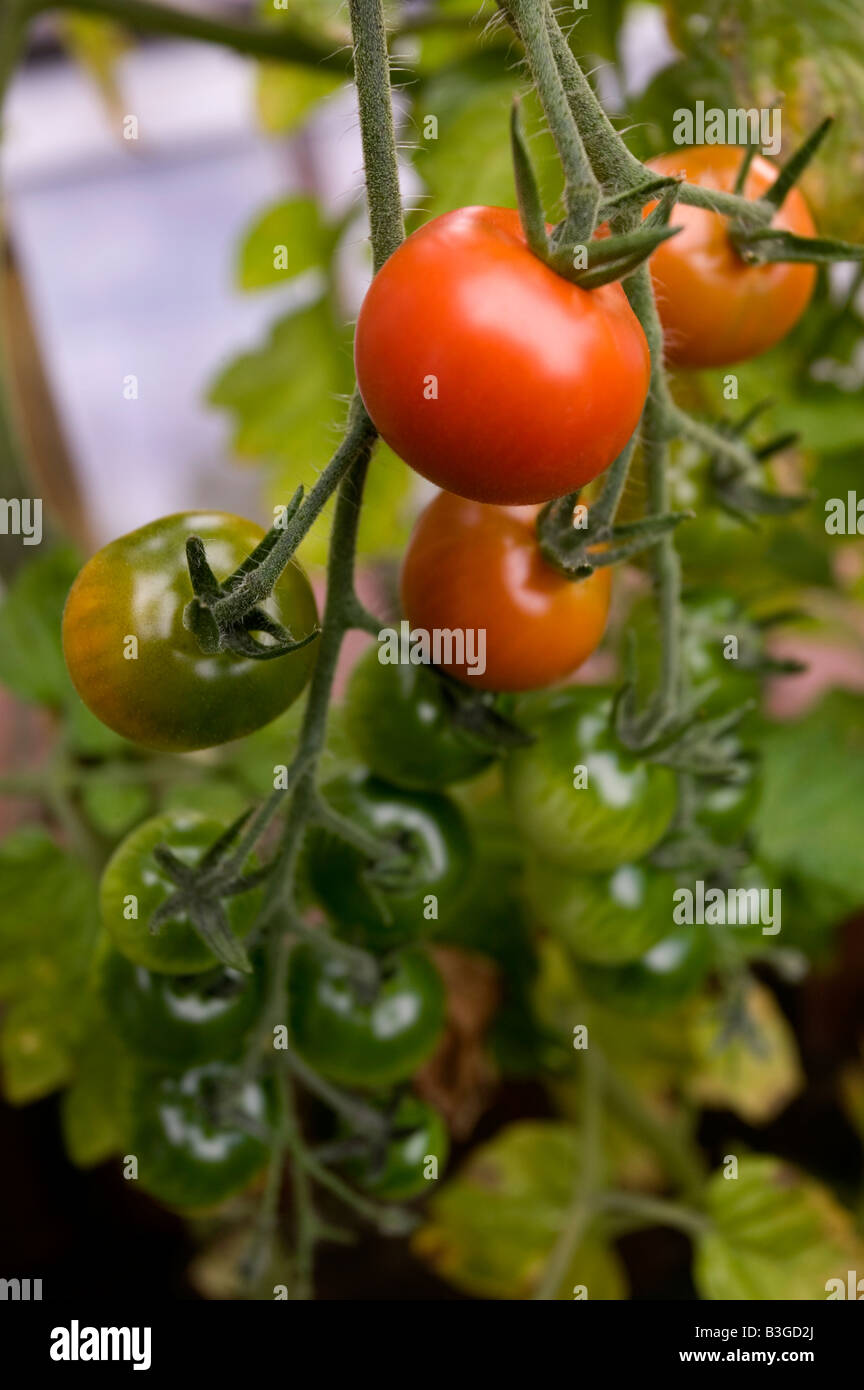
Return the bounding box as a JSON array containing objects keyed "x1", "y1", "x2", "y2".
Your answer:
[
  {"x1": 646, "y1": 147, "x2": 817, "y2": 367},
  {"x1": 399, "y1": 492, "x2": 611, "y2": 691},
  {"x1": 354, "y1": 206, "x2": 650, "y2": 505}
]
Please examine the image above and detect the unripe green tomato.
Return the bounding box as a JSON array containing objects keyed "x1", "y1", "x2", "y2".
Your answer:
[
  {"x1": 100, "y1": 811, "x2": 260, "y2": 974},
  {"x1": 344, "y1": 1095, "x2": 449, "y2": 1200},
  {"x1": 344, "y1": 648, "x2": 494, "y2": 790},
  {"x1": 288, "y1": 945, "x2": 446, "y2": 1089},
  {"x1": 525, "y1": 858, "x2": 678, "y2": 964},
  {"x1": 304, "y1": 773, "x2": 473, "y2": 951},
  {"x1": 694, "y1": 761, "x2": 761, "y2": 844},
  {"x1": 504, "y1": 687, "x2": 677, "y2": 872},
  {"x1": 579, "y1": 926, "x2": 712, "y2": 1016},
  {"x1": 129, "y1": 1061, "x2": 270, "y2": 1210},
  {"x1": 99, "y1": 947, "x2": 264, "y2": 1065}
]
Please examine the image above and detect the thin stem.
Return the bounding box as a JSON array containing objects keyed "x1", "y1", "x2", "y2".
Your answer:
[
  {"x1": 208, "y1": 396, "x2": 375, "y2": 630},
  {"x1": 509, "y1": 0, "x2": 598, "y2": 240},
  {"x1": 596, "y1": 1050, "x2": 706, "y2": 1203},
  {"x1": 533, "y1": 1046, "x2": 604, "y2": 1301},
  {"x1": 26, "y1": 0, "x2": 352, "y2": 70},
  {"x1": 599, "y1": 1190, "x2": 708, "y2": 1239},
  {"x1": 542, "y1": 6, "x2": 644, "y2": 194},
  {"x1": 348, "y1": 0, "x2": 405, "y2": 271}
]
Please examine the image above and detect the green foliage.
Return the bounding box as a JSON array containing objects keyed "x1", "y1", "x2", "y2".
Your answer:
[
  {"x1": 416, "y1": 1122, "x2": 626, "y2": 1299},
  {"x1": 695, "y1": 1155, "x2": 864, "y2": 1299},
  {"x1": 755, "y1": 693, "x2": 864, "y2": 906}
]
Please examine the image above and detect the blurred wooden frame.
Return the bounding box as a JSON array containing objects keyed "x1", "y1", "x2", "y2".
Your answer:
[{"x1": 1, "y1": 230, "x2": 92, "y2": 556}]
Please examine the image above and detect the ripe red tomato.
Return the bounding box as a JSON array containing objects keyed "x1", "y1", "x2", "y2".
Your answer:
[
  {"x1": 354, "y1": 206, "x2": 650, "y2": 504},
  {"x1": 400, "y1": 492, "x2": 611, "y2": 691},
  {"x1": 646, "y1": 147, "x2": 817, "y2": 367}
]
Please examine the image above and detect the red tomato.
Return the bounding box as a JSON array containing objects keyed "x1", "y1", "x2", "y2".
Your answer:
[
  {"x1": 399, "y1": 491, "x2": 611, "y2": 691},
  {"x1": 646, "y1": 147, "x2": 817, "y2": 367},
  {"x1": 354, "y1": 206, "x2": 650, "y2": 504}
]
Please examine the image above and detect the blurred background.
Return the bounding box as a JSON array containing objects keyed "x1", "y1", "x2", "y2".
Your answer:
[{"x1": 2, "y1": 0, "x2": 864, "y2": 1301}]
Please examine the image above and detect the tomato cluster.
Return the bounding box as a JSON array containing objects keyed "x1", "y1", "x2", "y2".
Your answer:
[{"x1": 63, "y1": 145, "x2": 806, "y2": 1213}]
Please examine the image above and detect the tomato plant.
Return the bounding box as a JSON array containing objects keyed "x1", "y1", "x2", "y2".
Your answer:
[
  {"x1": 525, "y1": 859, "x2": 679, "y2": 965},
  {"x1": 129, "y1": 1062, "x2": 270, "y2": 1210},
  {"x1": 99, "y1": 947, "x2": 264, "y2": 1065},
  {"x1": 288, "y1": 945, "x2": 446, "y2": 1089},
  {"x1": 344, "y1": 648, "x2": 495, "y2": 789},
  {"x1": 100, "y1": 811, "x2": 260, "y2": 974},
  {"x1": 354, "y1": 206, "x2": 650, "y2": 504},
  {"x1": 400, "y1": 493, "x2": 612, "y2": 691},
  {"x1": 62, "y1": 512, "x2": 318, "y2": 752},
  {"x1": 646, "y1": 147, "x2": 817, "y2": 367},
  {"x1": 505, "y1": 688, "x2": 678, "y2": 871},
  {"x1": 579, "y1": 926, "x2": 712, "y2": 1016},
  {"x1": 304, "y1": 773, "x2": 473, "y2": 950},
  {"x1": 343, "y1": 1095, "x2": 449, "y2": 1201}
]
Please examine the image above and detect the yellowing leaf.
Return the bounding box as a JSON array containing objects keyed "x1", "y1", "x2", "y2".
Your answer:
[
  {"x1": 686, "y1": 981, "x2": 804, "y2": 1124},
  {"x1": 695, "y1": 1155, "x2": 864, "y2": 1300},
  {"x1": 415, "y1": 1121, "x2": 626, "y2": 1300}
]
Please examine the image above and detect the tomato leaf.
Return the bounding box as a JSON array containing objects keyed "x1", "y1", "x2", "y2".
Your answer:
[
  {"x1": 415, "y1": 1121, "x2": 626, "y2": 1300},
  {"x1": 695, "y1": 1154, "x2": 864, "y2": 1300},
  {"x1": 0, "y1": 545, "x2": 81, "y2": 708}
]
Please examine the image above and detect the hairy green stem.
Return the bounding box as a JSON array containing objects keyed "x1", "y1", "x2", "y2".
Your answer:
[
  {"x1": 348, "y1": 0, "x2": 405, "y2": 270},
  {"x1": 509, "y1": 0, "x2": 598, "y2": 241}
]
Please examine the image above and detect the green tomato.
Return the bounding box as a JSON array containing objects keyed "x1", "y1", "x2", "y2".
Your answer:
[
  {"x1": 344, "y1": 1095, "x2": 450, "y2": 1200},
  {"x1": 129, "y1": 1062, "x2": 270, "y2": 1210},
  {"x1": 525, "y1": 859, "x2": 678, "y2": 964},
  {"x1": 99, "y1": 947, "x2": 263, "y2": 1065},
  {"x1": 288, "y1": 945, "x2": 446, "y2": 1088},
  {"x1": 100, "y1": 811, "x2": 260, "y2": 974},
  {"x1": 504, "y1": 687, "x2": 677, "y2": 872},
  {"x1": 579, "y1": 926, "x2": 712, "y2": 1016},
  {"x1": 344, "y1": 648, "x2": 494, "y2": 790},
  {"x1": 694, "y1": 760, "x2": 761, "y2": 844},
  {"x1": 305, "y1": 774, "x2": 473, "y2": 950},
  {"x1": 62, "y1": 511, "x2": 318, "y2": 751}
]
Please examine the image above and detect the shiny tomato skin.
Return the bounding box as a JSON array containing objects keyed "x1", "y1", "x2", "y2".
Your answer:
[
  {"x1": 100, "y1": 811, "x2": 261, "y2": 975},
  {"x1": 288, "y1": 946, "x2": 446, "y2": 1089},
  {"x1": 579, "y1": 926, "x2": 712, "y2": 1016},
  {"x1": 130, "y1": 1061, "x2": 270, "y2": 1210},
  {"x1": 504, "y1": 687, "x2": 678, "y2": 872},
  {"x1": 646, "y1": 147, "x2": 817, "y2": 367},
  {"x1": 344, "y1": 648, "x2": 494, "y2": 789},
  {"x1": 354, "y1": 206, "x2": 650, "y2": 504},
  {"x1": 344, "y1": 1095, "x2": 449, "y2": 1200},
  {"x1": 400, "y1": 492, "x2": 612, "y2": 691},
  {"x1": 525, "y1": 859, "x2": 678, "y2": 965},
  {"x1": 62, "y1": 512, "x2": 318, "y2": 752}
]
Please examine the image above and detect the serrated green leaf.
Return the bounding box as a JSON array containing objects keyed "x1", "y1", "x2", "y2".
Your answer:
[
  {"x1": 0, "y1": 545, "x2": 80, "y2": 707},
  {"x1": 1, "y1": 989, "x2": 88, "y2": 1104},
  {"x1": 0, "y1": 829, "x2": 99, "y2": 1000},
  {"x1": 695, "y1": 1154, "x2": 864, "y2": 1299},
  {"x1": 238, "y1": 197, "x2": 333, "y2": 290},
  {"x1": 754, "y1": 693, "x2": 864, "y2": 903},
  {"x1": 415, "y1": 1121, "x2": 626, "y2": 1300}
]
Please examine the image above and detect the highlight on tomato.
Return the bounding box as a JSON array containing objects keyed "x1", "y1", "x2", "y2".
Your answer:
[
  {"x1": 62, "y1": 511, "x2": 318, "y2": 752},
  {"x1": 354, "y1": 205, "x2": 650, "y2": 504},
  {"x1": 645, "y1": 146, "x2": 817, "y2": 367},
  {"x1": 400, "y1": 492, "x2": 612, "y2": 692}
]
